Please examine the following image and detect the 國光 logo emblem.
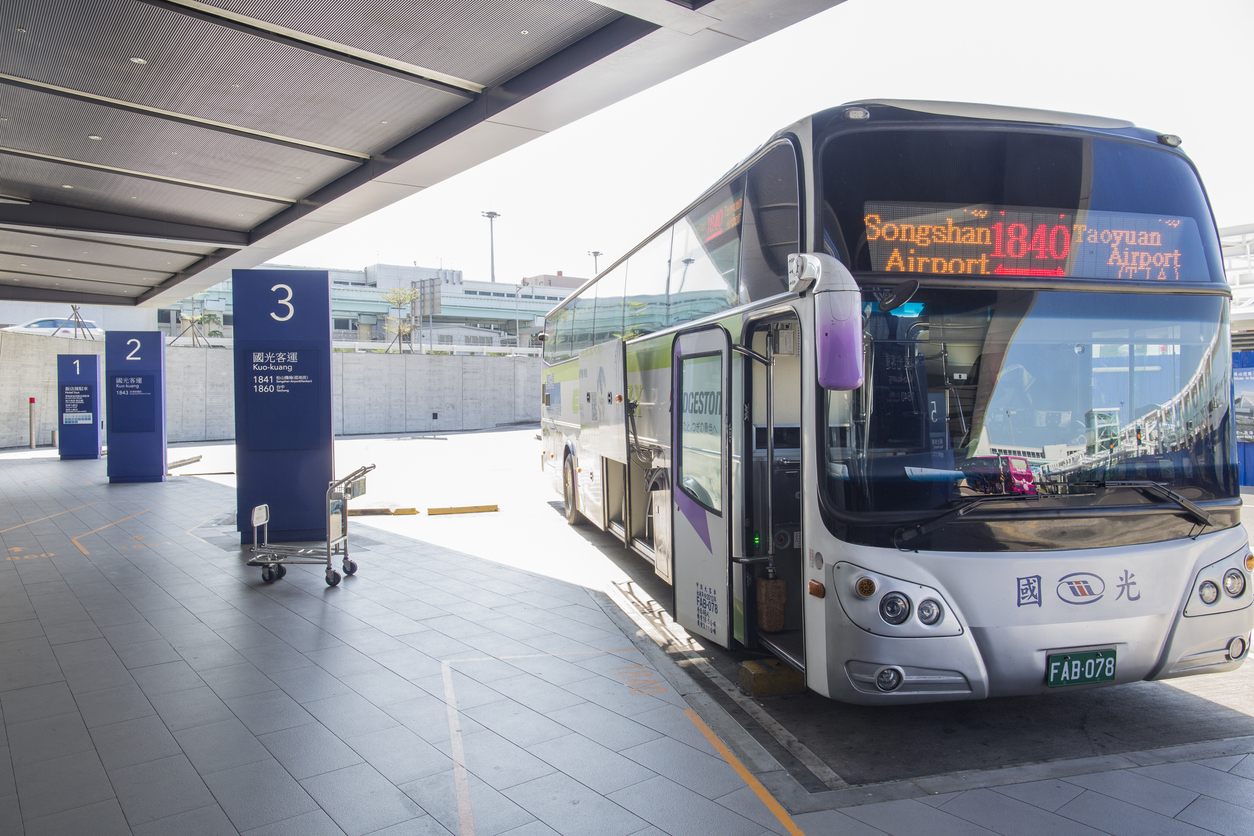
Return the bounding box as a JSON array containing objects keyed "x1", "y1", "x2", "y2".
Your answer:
[{"x1": 1056, "y1": 572, "x2": 1105, "y2": 605}]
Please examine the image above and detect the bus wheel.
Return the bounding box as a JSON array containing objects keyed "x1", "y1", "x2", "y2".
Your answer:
[{"x1": 563, "y1": 456, "x2": 582, "y2": 526}]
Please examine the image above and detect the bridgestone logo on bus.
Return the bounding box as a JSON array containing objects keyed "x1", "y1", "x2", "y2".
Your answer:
[{"x1": 681, "y1": 391, "x2": 719, "y2": 415}]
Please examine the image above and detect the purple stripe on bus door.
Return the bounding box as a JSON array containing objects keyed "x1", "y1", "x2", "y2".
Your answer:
[{"x1": 675, "y1": 487, "x2": 712, "y2": 551}]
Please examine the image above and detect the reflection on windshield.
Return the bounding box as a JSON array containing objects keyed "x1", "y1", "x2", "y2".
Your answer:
[{"x1": 825, "y1": 290, "x2": 1236, "y2": 515}]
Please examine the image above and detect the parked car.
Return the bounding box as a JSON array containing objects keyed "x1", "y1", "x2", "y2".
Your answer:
[{"x1": 1, "y1": 317, "x2": 105, "y2": 339}]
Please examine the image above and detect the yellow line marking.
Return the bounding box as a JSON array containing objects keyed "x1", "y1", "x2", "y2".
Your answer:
[
  {"x1": 6, "y1": 552, "x2": 56, "y2": 562},
  {"x1": 440, "y1": 662, "x2": 476, "y2": 836},
  {"x1": 427, "y1": 505, "x2": 498, "y2": 516},
  {"x1": 0, "y1": 503, "x2": 92, "y2": 534},
  {"x1": 684, "y1": 708, "x2": 804, "y2": 836},
  {"x1": 71, "y1": 509, "x2": 149, "y2": 556}
]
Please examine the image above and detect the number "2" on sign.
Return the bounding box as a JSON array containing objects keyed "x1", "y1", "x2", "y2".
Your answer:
[{"x1": 270, "y1": 284, "x2": 294, "y2": 322}]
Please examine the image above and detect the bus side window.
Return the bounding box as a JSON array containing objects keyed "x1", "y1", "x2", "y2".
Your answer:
[
  {"x1": 669, "y1": 178, "x2": 743, "y2": 327},
  {"x1": 552, "y1": 306, "x2": 574, "y2": 362},
  {"x1": 740, "y1": 143, "x2": 801, "y2": 303},
  {"x1": 570, "y1": 291, "x2": 597, "y2": 355},
  {"x1": 593, "y1": 264, "x2": 627, "y2": 343},
  {"x1": 623, "y1": 229, "x2": 673, "y2": 340}
]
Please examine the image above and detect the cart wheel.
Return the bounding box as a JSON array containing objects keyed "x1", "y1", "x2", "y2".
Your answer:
[
  {"x1": 261, "y1": 566, "x2": 277, "y2": 584},
  {"x1": 325, "y1": 569, "x2": 341, "y2": 587},
  {"x1": 343, "y1": 559, "x2": 358, "y2": 576},
  {"x1": 276, "y1": 564, "x2": 287, "y2": 579}
]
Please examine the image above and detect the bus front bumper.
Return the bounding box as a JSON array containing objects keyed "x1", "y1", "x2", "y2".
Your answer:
[{"x1": 821, "y1": 533, "x2": 1253, "y2": 704}]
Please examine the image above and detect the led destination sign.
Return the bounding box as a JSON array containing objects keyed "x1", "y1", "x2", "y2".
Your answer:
[{"x1": 864, "y1": 202, "x2": 1205, "y2": 282}]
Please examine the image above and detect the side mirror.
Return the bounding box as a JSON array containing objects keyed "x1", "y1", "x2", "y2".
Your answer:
[{"x1": 790, "y1": 253, "x2": 864, "y2": 391}]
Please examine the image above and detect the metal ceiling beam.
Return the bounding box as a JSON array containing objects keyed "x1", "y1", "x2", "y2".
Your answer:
[
  {"x1": 137, "y1": 246, "x2": 238, "y2": 303},
  {"x1": 0, "y1": 73, "x2": 369, "y2": 162},
  {"x1": 0, "y1": 202, "x2": 248, "y2": 250},
  {"x1": 136, "y1": 0, "x2": 481, "y2": 99}
]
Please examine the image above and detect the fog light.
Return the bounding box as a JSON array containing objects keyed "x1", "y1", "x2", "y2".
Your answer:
[
  {"x1": 1223, "y1": 569, "x2": 1246, "y2": 598},
  {"x1": 917, "y1": 598, "x2": 943, "y2": 626},
  {"x1": 1228, "y1": 636, "x2": 1248, "y2": 660},
  {"x1": 875, "y1": 666, "x2": 903, "y2": 692},
  {"x1": 879, "y1": 592, "x2": 911, "y2": 625},
  {"x1": 855, "y1": 577, "x2": 876, "y2": 599},
  {"x1": 1199, "y1": 581, "x2": 1220, "y2": 605}
]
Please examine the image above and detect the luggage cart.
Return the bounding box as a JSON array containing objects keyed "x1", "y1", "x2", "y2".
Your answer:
[{"x1": 248, "y1": 464, "x2": 375, "y2": 587}]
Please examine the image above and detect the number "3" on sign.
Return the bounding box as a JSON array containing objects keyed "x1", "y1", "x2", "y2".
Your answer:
[{"x1": 270, "y1": 284, "x2": 294, "y2": 322}]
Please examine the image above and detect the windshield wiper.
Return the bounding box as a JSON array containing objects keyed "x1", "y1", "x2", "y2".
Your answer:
[
  {"x1": 894, "y1": 493, "x2": 1041, "y2": 549},
  {"x1": 1083, "y1": 480, "x2": 1213, "y2": 528}
]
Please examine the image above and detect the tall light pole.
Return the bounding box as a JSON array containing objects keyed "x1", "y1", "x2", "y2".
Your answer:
[
  {"x1": 481, "y1": 210, "x2": 501, "y2": 283},
  {"x1": 587, "y1": 250, "x2": 603, "y2": 275}
]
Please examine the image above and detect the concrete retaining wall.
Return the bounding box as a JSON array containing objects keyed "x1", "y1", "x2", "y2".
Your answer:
[{"x1": 0, "y1": 330, "x2": 539, "y2": 448}]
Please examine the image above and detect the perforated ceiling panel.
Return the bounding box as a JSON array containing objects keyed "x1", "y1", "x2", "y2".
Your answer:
[
  {"x1": 200, "y1": 0, "x2": 620, "y2": 86},
  {"x1": 0, "y1": 153, "x2": 286, "y2": 230},
  {"x1": 0, "y1": 230, "x2": 210, "y2": 272},
  {"x1": 0, "y1": 271, "x2": 150, "y2": 297},
  {"x1": 0, "y1": 85, "x2": 359, "y2": 200},
  {"x1": 0, "y1": 252, "x2": 171, "y2": 287},
  {"x1": 2, "y1": 0, "x2": 469, "y2": 154}
]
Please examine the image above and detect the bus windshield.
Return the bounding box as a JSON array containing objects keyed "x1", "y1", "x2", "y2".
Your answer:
[{"x1": 824, "y1": 289, "x2": 1236, "y2": 515}]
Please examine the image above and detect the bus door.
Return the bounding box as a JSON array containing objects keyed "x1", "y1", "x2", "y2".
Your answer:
[{"x1": 672, "y1": 328, "x2": 732, "y2": 648}]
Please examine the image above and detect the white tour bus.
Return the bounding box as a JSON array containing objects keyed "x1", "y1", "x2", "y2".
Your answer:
[{"x1": 540, "y1": 101, "x2": 1252, "y2": 703}]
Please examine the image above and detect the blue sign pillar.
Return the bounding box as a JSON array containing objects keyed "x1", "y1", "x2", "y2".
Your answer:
[
  {"x1": 105, "y1": 332, "x2": 167, "y2": 482},
  {"x1": 1234, "y1": 351, "x2": 1254, "y2": 486},
  {"x1": 233, "y1": 269, "x2": 333, "y2": 543},
  {"x1": 57, "y1": 354, "x2": 102, "y2": 460}
]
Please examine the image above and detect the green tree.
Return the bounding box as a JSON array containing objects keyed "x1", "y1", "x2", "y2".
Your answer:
[{"x1": 382, "y1": 287, "x2": 420, "y2": 353}]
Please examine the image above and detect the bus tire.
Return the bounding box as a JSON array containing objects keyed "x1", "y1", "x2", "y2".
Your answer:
[{"x1": 563, "y1": 455, "x2": 582, "y2": 526}]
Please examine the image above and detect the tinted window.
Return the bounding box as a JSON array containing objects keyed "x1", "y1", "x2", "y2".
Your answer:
[
  {"x1": 593, "y1": 265, "x2": 626, "y2": 343},
  {"x1": 623, "y1": 230, "x2": 672, "y2": 340},
  {"x1": 678, "y1": 353, "x2": 723, "y2": 512},
  {"x1": 546, "y1": 305, "x2": 573, "y2": 362},
  {"x1": 740, "y1": 143, "x2": 800, "y2": 301},
  {"x1": 569, "y1": 291, "x2": 597, "y2": 354},
  {"x1": 669, "y1": 178, "x2": 742, "y2": 326}
]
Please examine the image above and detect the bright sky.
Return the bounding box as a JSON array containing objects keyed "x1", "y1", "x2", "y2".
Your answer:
[{"x1": 277, "y1": 0, "x2": 1254, "y2": 283}]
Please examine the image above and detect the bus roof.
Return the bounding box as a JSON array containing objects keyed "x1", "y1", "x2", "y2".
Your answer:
[{"x1": 848, "y1": 100, "x2": 1137, "y2": 130}]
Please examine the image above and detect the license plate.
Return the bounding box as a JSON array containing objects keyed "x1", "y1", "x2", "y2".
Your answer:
[{"x1": 1046, "y1": 648, "x2": 1116, "y2": 687}]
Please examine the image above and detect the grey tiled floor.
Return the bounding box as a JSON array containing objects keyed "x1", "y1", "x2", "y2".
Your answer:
[
  {"x1": 1, "y1": 451, "x2": 1253, "y2": 835},
  {"x1": 0, "y1": 456, "x2": 779, "y2": 835}
]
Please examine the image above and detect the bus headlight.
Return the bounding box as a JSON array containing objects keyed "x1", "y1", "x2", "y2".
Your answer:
[
  {"x1": 1223, "y1": 569, "x2": 1246, "y2": 598},
  {"x1": 1199, "y1": 581, "x2": 1220, "y2": 605},
  {"x1": 917, "y1": 598, "x2": 943, "y2": 626},
  {"x1": 879, "y1": 592, "x2": 911, "y2": 625}
]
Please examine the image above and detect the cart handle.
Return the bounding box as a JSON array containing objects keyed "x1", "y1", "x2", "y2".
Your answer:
[{"x1": 330, "y1": 464, "x2": 375, "y2": 489}]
